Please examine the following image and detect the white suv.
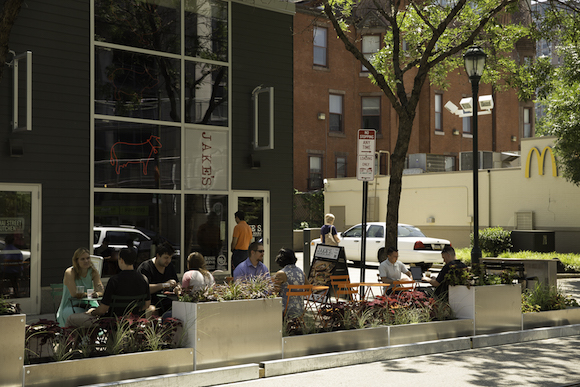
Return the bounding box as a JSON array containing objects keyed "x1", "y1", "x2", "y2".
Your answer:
[{"x1": 93, "y1": 226, "x2": 152, "y2": 261}]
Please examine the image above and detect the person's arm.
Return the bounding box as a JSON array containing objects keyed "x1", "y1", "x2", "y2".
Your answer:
[
  {"x1": 378, "y1": 264, "x2": 394, "y2": 285},
  {"x1": 273, "y1": 271, "x2": 287, "y2": 293},
  {"x1": 332, "y1": 226, "x2": 340, "y2": 243},
  {"x1": 91, "y1": 269, "x2": 105, "y2": 297},
  {"x1": 149, "y1": 279, "x2": 177, "y2": 294},
  {"x1": 231, "y1": 236, "x2": 239, "y2": 252},
  {"x1": 86, "y1": 303, "x2": 109, "y2": 317},
  {"x1": 63, "y1": 268, "x2": 84, "y2": 298}
]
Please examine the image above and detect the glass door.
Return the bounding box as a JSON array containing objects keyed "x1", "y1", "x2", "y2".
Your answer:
[
  {"x1": 231, "y1": 192, "x2": 269, "y2": 270},
  {"x1": 0, "y1": 183, "x2": 41, "y2": 314}
]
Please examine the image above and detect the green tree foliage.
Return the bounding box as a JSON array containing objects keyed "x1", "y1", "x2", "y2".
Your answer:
[
  {"x1": 0, "y1": 0, "x2": 24, "y2": 84},
  {"x1": 321, "y1": 0, "x2": 530, "y2": 249}
]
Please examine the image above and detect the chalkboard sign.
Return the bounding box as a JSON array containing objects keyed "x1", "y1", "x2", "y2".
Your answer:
[{"x1": 307, "y1": 244, "x2": 348, "y2": 287}]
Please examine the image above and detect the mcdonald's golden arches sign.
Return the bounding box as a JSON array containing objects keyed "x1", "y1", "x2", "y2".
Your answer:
[{"x1": 525, "y1": 146, "x2": 558, "y2": 178}]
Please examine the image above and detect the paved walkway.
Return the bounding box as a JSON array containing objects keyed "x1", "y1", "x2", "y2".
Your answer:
[{"x1": 212, "y1": 335, "x2": 580, "y2": 387}]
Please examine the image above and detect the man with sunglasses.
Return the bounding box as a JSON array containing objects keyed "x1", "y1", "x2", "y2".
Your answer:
[{"x1": 233, "y1": 241, "x2": 270, "y2": 280}]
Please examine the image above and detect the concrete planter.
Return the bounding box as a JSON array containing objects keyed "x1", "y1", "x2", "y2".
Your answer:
[
  {"x1": 523, "y1": 307, "x2": 580, "y2": 330},
  {"x1": 22, "y1": 347, "x2": 193, "y2": 387},
  {"x1": 0, "y1": 314, "x2": 26, "y2": 387},
  {"x1": 173, "y1": 298, "x2": 283, "y2": 370},
  {"x1": 282, "y1": 319, "x2": 473, "y2": 358},
  {"x1": 449, "y1": 284, "x2": 522, "y2": 335}
]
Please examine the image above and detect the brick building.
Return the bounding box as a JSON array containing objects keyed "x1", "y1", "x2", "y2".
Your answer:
[{"x1": 293, "y1": 4, "x2": 535, "y2": 192}]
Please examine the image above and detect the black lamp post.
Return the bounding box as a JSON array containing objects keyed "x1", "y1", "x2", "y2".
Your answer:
[{"x1": 463, "y1": 46, "x2": 486, "y2": 267}]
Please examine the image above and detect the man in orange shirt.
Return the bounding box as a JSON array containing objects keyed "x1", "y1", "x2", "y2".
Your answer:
[{"x1": 231, "y1": 211, "x2": 252, "y2": 270}]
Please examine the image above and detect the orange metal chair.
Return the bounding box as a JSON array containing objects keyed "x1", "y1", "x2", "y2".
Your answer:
[
  {"x1": 285, "y1": 284, "x2": 313, "y2": 318},
  {"x1": 330, "y1": 275, "x2": 359, "y2": 302},
  {"x1": 391, "y1": 279, "x2": 417, "y2": 292}
]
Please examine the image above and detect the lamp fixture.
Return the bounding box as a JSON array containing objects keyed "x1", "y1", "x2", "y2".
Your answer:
[
  {"x1": 452, "y1": 129, "x2": 460, "y2": 136},
  {"x1": 317, "y1": 112, "x2": 326, "y2": 120},
  {"x1": 511, "y1": 135, "x2": 517, "y2": 142}
]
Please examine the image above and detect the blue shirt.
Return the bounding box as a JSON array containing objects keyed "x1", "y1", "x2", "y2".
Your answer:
[{"x1": 233, "y1": 258, "x2": 270, "y2": 280}]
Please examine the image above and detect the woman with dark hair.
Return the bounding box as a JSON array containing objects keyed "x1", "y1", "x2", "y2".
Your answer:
[
  {"x1": 273, "y1": 248, "x2": 305, "y2": 318},
  {"x1": 56, "y1": 248, "x2": 104, "y2": 327},
  {"x1": 182, "y1": 252, "x2": 215, "y2": 292}
]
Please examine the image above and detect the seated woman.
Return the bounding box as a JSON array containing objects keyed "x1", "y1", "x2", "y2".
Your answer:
[
  {"x1": 181, "y1": 252, "x2": 215, "y2": 292},
  {"x1": 273, "y1": 248, "x2": 305, "y2": 318},
  {"x1": 56, "y1": 248, "x2": 104, "y2": 327}
]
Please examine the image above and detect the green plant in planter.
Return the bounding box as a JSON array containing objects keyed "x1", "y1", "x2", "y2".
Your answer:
[
  {"x1": 179, "y1": 275, "x2": 275, "y2": 303},
  {"x1": 521, "y1": 283, "x2": 580, "y2": 313},
  {"x1": 0, "y1": 296, "x2": 21, "y2": 315},
  {"x1": 445, "y1": 265, "x2": 516, "y2": 287}
]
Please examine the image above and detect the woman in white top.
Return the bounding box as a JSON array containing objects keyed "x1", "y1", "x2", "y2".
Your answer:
[{"x1": 181, "y1": 252, "x2": 215, "y2": 292}]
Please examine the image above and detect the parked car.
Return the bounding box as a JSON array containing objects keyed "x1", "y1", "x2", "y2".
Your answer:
[{"x1": 310, "y1": 222, "x2": 451, "y2": 270}]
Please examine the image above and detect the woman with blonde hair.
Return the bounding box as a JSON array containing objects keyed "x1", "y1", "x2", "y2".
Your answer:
[
  {"x1": 56, "y1": 248, "x2": 104, "y2": 327},
  {"x1": 181, "y1": 252, "x2": 215, "y2": 292},
  {"x1": 320, "y1": 213, "x2": 340, "y2": 246}
]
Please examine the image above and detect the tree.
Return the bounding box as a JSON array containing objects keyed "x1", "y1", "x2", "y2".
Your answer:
[
  {"x1": 0, "y1": 0, "x2": 24, "y2": 84},
  {"x1": 529, "y1": 1, "x2": 580, "y2": 186},
  {"x1": 320, "y1": 0, "x2": 530, "y2": 249}
]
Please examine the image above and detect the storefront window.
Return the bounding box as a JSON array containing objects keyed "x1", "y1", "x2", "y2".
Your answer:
[
  {"x1": 94, "y1": 192, "x2": 181, "y2": 273},
  {"x1": 185, "y1": 61, "x2": 228, "y2": 126},
  {"x1": 94, "y1": 119, "x2": 181, "y2": 189},
  {"x1": 95, "y1": 47, "x2": 181, "y2": 121},
  {"x1": 184, "y1": 194, "x2": 228, "y2": 271},
  {"x1": 185, "y1": 0, "x2": 228, "y2": 61},
  {"x1": 184, "y1": 128, "x2": 228, "y2": 190},
  {"x1": 95, "y1": 0, "x2": 180, "y2": 54}
]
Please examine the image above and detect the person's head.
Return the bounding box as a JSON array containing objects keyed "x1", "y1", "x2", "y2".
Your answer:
[
  {"x1": 275, "y1": 248, "x2": 297, "y2": 267},
  {"x1": 249, "y1": 241, "x2": 265, "y2": 262},
  {"x1": 187, "y1": 252, "x2": 207, "y2": 271},
  {"x1": 102, "y1": 236, "x2": 110, "y2": 246},
  {"x1": 72, "y1": 247, "x2": 93, "y2": 278},
  {"x1": 126, "y1": 237, "x2": 135, "y2": 248},
  {"x1": 5, "y1": 234, "x2": 15, "y2": 245},
  {"x1": 441, "y1": 245, "x2": 456, "y2": 263},
  {"x1": 155, "y1": 242, "x2": 175, "y2": 267},
  {"x1": 235, "y1": 211, "x2": 245, "y2": 222},
  {"x1": 324, "y1": 213, "x2": 335, "y2": 225},
  {"x1": 386, "y1": 246, "x2": 399, "y2": 264},
  {"x1": 119, "y1": 248, "x2": 137, "y2": 267}
]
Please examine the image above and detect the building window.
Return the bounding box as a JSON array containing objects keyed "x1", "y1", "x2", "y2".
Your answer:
[
  {"x1": 435, "y1": 94, "x2": 442, "y2": 131},
  {"x1": 336, "y1": 156, "x2": 347, "y2": 178},
  {"x1": 361, "y1": 97, "x2": 380, "y2": 132},
  {"x1": 313, "y1": 26, "x2": 327, "y2": 67},
  {"x1": 329, "y1": 94, "x2": 343, "y2": 132},
  {"x1": 309, "y1": 155, "x2": 323, "y2": 190},
  {"x1": 463, "y1": 116, "x2": 471, "y2": 134},
  {"x1": 523, "y1": 107, "x2": 533, "y2": 138},
  {"x1": 362, "y1": 35, "x2": 380, "y2": 71}
]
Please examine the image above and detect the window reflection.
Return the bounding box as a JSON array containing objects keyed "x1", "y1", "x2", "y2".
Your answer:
[
  {"x1": 95, "y1": 47, "x2": 181, "y2": 121},
  {"x1": 185, "y1": 195, "x2": 228, "y2": 271},
  {"x1": 185, "y1": 62, "x2": 228, "y2": 125},
  {"x1": 185, "y1": 0, "x2": 228, "y2": 61},
  {"x1": 94, "y1": 120, "x2": 181, "y2": 189},
  {"x1": 95, "y1": 0, "x2": 180, "y2": 54}
]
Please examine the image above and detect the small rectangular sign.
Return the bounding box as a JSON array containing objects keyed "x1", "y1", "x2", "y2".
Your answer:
[{"x1": 357, "y1": 130, "x2": 376, "y2": 181}]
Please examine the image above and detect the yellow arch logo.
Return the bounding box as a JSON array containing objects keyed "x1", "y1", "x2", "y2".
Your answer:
[{"x1": 525, "y1": 146, "x2": 558, "y2": 178}]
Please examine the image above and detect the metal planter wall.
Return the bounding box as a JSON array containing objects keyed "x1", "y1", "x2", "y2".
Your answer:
[
  {"x1": 388, "y1": 319, "x2": 474, "y2": 346},
  {"x1": 23, "y1": 348, "x2": 193, "y2": 387},
  {"x1": 0, "y1": 314, "x2": 25, "y2": 387},
  {"x1": 449, "y1": 284, "x2": 522, "y2": 335},
  {"x1": 523, "y1": 308, "x2": 580, "y2": 330},
  {"x1": 172, "y1": 298, "x2": 283, "y2": 370}
]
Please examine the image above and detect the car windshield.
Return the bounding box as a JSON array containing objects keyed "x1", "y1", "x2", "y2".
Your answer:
[
  {"x1": 343, "y1": 225, "x2": 363, "y2": 238},
  {"x1": 398, "y1": 225, "x2": 426, "y2": 237}
]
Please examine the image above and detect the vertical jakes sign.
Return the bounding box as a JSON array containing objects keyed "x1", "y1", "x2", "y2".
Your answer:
[{"x1": 357, "y1": 129, "x2": 376, "y2": 181}]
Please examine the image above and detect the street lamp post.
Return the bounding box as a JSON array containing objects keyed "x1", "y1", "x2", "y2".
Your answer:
[{"x1": 463, "y1": 46, "x2": 487, "y2": 267}]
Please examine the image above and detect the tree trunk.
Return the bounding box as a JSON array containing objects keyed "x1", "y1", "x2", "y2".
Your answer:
[{"x1": 0, "y1": 0, "x2": 24, "y2": 84}]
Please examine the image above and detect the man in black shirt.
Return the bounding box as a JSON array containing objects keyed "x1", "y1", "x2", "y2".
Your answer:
[
  {"x1": 137, "y1": 243, "x2": 180, "y2": 316},
  {"x1": 422, "y1": 245, "x2": 467, "y2": 300},
  {"x1": 67, "y1": 248, "x2": 151, "y2": 327}
]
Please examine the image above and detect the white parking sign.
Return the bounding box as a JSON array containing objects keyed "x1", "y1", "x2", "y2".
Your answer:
[{"x1": 357, "y1": 130, "x2": 376, "y2": 181}]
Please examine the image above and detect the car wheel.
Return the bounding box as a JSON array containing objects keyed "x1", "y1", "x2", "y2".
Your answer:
[
  {"x1": 418, "y1": 263, "x2": 433, "y2": 271},
  {"x1": 378, "y1": 249, "x2": 387, "y2": 263}
]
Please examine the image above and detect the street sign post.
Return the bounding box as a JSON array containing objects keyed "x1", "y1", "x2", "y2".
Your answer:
[{"x1": 356, "y1": 129, "x2": 376, "y2": 284}]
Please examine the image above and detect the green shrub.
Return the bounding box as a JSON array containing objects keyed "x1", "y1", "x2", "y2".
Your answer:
[
  {"x1": 521, "y1": 282, "x2": 580, "y2": 312},
  {"x1": 470, "y1": 227, "x2": 513, "y2": 257}
]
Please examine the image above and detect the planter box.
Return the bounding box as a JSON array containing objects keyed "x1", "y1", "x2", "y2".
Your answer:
[
  {"x1": 523, "y1": 308, "x2": 580, "y2": 330},
  {"x1": 173, "y1": 298, "x2": 283, "y2": 370},
  {"x1": 23, "y1": 347, "x2": 193, "y2": 387},
  {"x1": 282, "y1": 319, "x2": 473, "y2": 358},
  {"x1": 388, "y1": 319, "x2": 474, "y2": 345},
  {"x1": 449, "y1": 284, "x2": 522, "y2": 335},
  {"x1": 0, "y1": 314, "x2": 26, "y2": 387},
  {"x1": 283, "y1": 326, "x2": 389, "y2": 358}
]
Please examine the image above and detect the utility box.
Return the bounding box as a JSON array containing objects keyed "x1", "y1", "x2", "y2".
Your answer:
[{"x1": 511, "y1": 230, "x2": 555, "y2": 253}]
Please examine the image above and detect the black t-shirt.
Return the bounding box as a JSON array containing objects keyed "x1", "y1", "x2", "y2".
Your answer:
[
  {"x1": 101, "y1": 269, "x2": 150, "y2": 316},
  {"x1": 137, "y1": 259, "x2": 178, "y2": 314},
  {"x1": 434, "y1": 259, "x2": 468, "y2": 299}
]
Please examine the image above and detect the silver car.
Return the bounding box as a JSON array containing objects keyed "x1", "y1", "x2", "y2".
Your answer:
[{"x1": 311, "y1": 222, "x2": 451, "y2": 270}]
